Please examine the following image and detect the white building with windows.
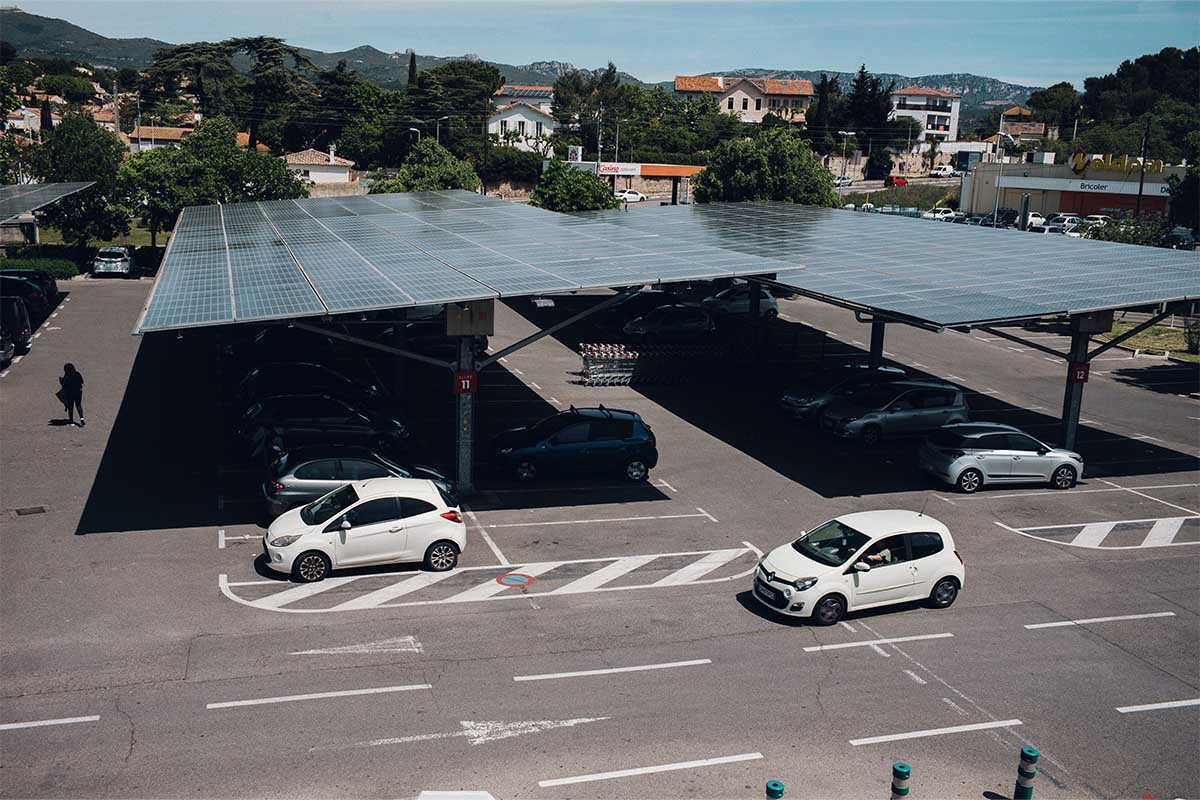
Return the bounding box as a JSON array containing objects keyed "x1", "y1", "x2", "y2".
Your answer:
[
  {"x1": 487, "y1": 101, "x2": 557, "y2": 154},
  {"x1": 283, "y1": 147, "x2": 357, "y2": 183},
  {"x1": 889, "y1": 87, "x2": 961, "y2": 142},
  {"x1": 673, "y1": 75, "x2": 812, "y2": 124}
]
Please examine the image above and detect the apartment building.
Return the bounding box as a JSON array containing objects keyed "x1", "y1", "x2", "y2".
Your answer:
[
  {"x1": 889, "y1": 87, "x2": 961, "y2": 141},
  {"x1": 673, "y1": 75, "x2": 813, "y2": 123}
]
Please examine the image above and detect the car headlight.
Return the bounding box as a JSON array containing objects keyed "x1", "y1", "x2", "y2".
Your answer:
[
  {"x1": 497, "y1": 447, "x2": 513, "y2": 455},
  {"x1": 1069, "y1": 455, "x2": 1083, "y2": 463},
  {"x1": 269, "y1": 534, "x2": 302, "y2": 547},
  {"x1": 791, "y1": 577, "x2": 818, "y2": 591}
]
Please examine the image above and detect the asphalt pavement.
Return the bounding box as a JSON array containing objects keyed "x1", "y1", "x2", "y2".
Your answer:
[{"x1": 1, "y1": 279, "x2": 1196, "y2": 799}]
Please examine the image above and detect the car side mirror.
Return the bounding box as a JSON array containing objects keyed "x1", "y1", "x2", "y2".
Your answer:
[
  {"x1": 340, "y1": 519, "x2": 351, "y2": 530},
  {"x1": 853, "y1": 561, "x2": 871, "y2": 572},
  {"x1": 1037, "y1": 448, "x2": 1049, "y2": 455}
]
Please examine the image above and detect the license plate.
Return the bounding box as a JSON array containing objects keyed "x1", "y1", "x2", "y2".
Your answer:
[{"x1": 756, "y1": 581, "x2": 776, "y2": 600}]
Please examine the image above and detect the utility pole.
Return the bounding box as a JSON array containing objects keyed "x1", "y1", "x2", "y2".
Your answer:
[
  {"x1": 136, "y1": 96, "x2": 141, "y2": 151},
  {"x1": 1134, "y1": 115, "x2": 1151, "y2": 221},
  {"x1": 614, "y1": 118, "x2": 620, "y2": 164},
  {"x1": 1071, "y1": 106, "x2": 1080, "y2": 142},
  {"x1": 596, "y1": 103, "x2": 603, "y2": 163},
  {"x1": 112, "y1": 77, "x2": 119, "y2": 133},
  {"x1": 991, "y1": 111, "x2": 1007, "y2": 224},
  {"x1": 838, "y1": 130, "x2": 855, "y2": 178}
]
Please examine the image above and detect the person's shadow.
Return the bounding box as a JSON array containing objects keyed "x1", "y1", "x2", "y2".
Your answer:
[{"x1": 48, "y1": 418, "x2": 75, "y2": 426}]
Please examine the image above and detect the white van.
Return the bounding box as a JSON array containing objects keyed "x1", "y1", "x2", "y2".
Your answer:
[{"x1": 929, "y1": 165, "x2": 961, "y2": 178}]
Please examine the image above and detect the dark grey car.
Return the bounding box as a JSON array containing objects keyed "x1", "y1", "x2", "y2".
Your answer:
[
  {"x1": 264, "y1": 446, "x2": 450, "y2": 517},
  {"x1": 821, "y1": 380, "x2": 970, "y2": 446},
  {"x1": 622, "y1": 304, "x2": 716, "y2": 343}
]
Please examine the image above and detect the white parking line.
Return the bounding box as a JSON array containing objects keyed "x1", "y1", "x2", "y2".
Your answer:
[
  {"x1": 207, "y1": 683, "x2": 430, "y2": 709},
  {"x1": 1025, "y1": 611, "x2": 1177, "y2": 629},
  {"x1": 849, "y1": 719, "x2": 1023, "y2": 746},
  {"x1": 483, "y1": 510, "x2": 714, "y2": 529},
  {"x1": 1115, "y1": 698, "x2": 1200, "y2": 714},
  {"x1": 528, "y1": 381, "x2": 541, "y2": 390},
  {"x1": 0, "y1": 715, "x2": 100, "y2": 731},
  {"x1": 903, "y1": 669, "x2": 927, "y2": 685},
  {"x1": 837, "y1": 621, "x2": 856, "y2": 632},
  {"x1": 1099, "y1": 478, "x2": 1199, "y2": 515},
  {"x1": 549, "y1": 396, "x2": 563, "y2": 405},
  {"x1": 959, "y1": 482, "x2": 1200, "y2": 501},
  {"x1": 329, "y1": 571, "x2": 458, "y2": 611},
  {"x1": 538, "y1": 752, "x2": 763, "y2": 787},
  {"x1": 464, "y1": 506, "x2": 509, "y2": 566},
  {"x1": 653, "y1": 549, "x2": 742, "y2": 586},
  {"x1": 655, "y1": 479, "x2": 678, "y2": 493},
  {"x1": 514, "y1": 659, "x2": 711, "y2": 682},
  {"x1": 803, "y1": 633, "x2": 953, "y2": 652}
]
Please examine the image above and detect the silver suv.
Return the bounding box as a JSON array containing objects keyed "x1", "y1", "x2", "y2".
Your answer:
[
  {"x1": 820, "y1": 380, "x2": 969, "y2": 446},
  {"x1": 920, "y1": 422, "x2": 1083, "y2": 492},
  {"x1": 92, "y1": 247, "x2": 132, "y2": 277}
]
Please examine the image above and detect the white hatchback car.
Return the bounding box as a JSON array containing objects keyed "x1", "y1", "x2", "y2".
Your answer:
[
  {"x1": 263, "y1": 477, "x2": 465, "y2": 582},
  {"x1": 615, "y1": 189, "x2": 646, "y2": 202},
  {"x1": 752, "y1": 510, "x2": 964, "y2": 625}
]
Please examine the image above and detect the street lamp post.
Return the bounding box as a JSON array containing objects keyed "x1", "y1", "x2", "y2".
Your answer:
[
  {"x1": 838, "y1": 130, "x2": 855, "y2": 178},
  {"x1": 409, "y1": 127, "x2": 421, "y2": 143},
  {"x1": 991, "y1": 114, "x2": 1015, "y2": 225},
  {"x1": 435, "y1": 115, "x2": 449, "y2": 145}
]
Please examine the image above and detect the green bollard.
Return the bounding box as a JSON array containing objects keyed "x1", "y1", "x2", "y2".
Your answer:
[
  {"x1": 1013, "y1": 746, "x2": 1039, "y2": 800},
  {"x1": 890, "y1": 762, "x2": 910, "y2": 799},
  {"x1": 765, "y1": 779, "x2": 785, "y2": 798}
]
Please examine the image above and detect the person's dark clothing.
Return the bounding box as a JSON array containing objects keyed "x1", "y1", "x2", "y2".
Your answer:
[
  {"x1": 59, "y1": 369, "x2": 84, "y2": 424},
  {"x1": 64, "y1": 394, "x2": 83, "y2": 421}
]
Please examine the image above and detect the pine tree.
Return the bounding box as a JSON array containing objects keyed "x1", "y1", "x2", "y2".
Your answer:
[
  {"x1": 39, "y1": 99, "x2": 53, "y2": 136},
  {"x1": 407, "y1": 51, "x2": 418, "y2": 88}
]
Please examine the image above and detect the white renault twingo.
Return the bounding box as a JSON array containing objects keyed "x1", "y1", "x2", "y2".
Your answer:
[{"x1": 752, "y1": 510, "x2": 964, "y2": 625}]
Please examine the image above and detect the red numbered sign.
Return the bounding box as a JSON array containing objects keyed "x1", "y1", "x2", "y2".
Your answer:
[
  {"x1": 1069, "y1": 361, "x2": 1090, "y2": 384},
  {"x1": 453, "y1": 370, "x2": 478, "y2": 395}
]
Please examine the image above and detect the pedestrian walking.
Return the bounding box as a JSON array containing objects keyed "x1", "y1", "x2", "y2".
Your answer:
[{"x1": 57, "y1": 363, "x2": 84, "y2": 426}]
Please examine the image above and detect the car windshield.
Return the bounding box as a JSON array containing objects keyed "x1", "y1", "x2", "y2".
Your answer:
[
  {"x1": 300, "y1": 483, "x2": 359, "y2": 525},
  {"x1": 791, "y1": 520, "x2": 871, "y2": 567}
]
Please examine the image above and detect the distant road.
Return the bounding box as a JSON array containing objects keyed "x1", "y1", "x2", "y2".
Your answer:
[{"x1": 835, "y1": 176, "x2": 961, "y2": 195}]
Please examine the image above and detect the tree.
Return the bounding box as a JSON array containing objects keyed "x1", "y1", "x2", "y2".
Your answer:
[
  {"x1": 529, "y1": 158, "x2": 619, "y2": 212},
  {"x1": 552, "y1": 64, "x2": 635, "y2": 159},
  {"x1": 926, "y1": 137, "x2": 940, "y2": 172},
  {"x1": 178, "y1": 115, "x2": 308, "y2": 203},
  {"x1": 148, "y1": 42, "x2": 240, "y2": 117},
  {"x1": 810, "y1": 73, "x2": 842, "y2": 144},
  {"x1": 36, "y1": 73, "x2": 95, "y2": 104},
  {"x1": 1026, "y1": 81, "x2": 1081, "y2": 133},
  {"x1": 865, "y1": 149, "x2": 893, "y2": 180},
  {"x1": 229, "y1": 37, "x2": 313, "y2": 148},
  {"x1": 845, "y1": 65, "x2": 894, "y2": 143},
  {"x1": 369, "y1": 139, "x2": 479, "y2": 193},
  {"x1": 407, "y1": 51, "x2": 418, "y2": 88},
  {"x1": 283, "y1": 60, "x2": 361, "y2": 152},
  {"x1": 692, "y1": 127, "x2": 838, "y2": 206},
  {"x1": 32, "y1": 113, "x2": 130, "y2": 247},
  {"x1": 39, "y1": 99, "x2": 52, "y2": 135},
  {"x1": 1167, "y1": 130, "x2": 1199, "y2": 229},
  {"x1": 477, "y1": 146, "x2": 543, "y2": 191},
  {"x1": 0, "y1": 132, "x2": 34, "y2": 184},
  {"x1": 1085, "y1": 220, "x2": 1170, "y2": 247},
  {"x1": 117, "y1": 146, "x2": 209, "y2": 247},
  {"x1": 0, "y1": 40, "x2": 15, "y2": 66},
  {"x1": 407, "y1": 60, "x2": 503, "y2": 163}
]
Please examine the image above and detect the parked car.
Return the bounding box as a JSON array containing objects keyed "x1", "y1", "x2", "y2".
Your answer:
[
  {"x1": 1084, "y1": 214, "x2": 1112, "y2": 226},
  {"x1": 701, "y1": 284, "x2": 779, "y2": 318},
  {"x1": 919, "y1": 422, "x2": 1082, "y2": 493},
  {"x1": 779, "y1": 364, "x2": 907, "y2": 421},
  {"x1": 928, "y1": 165, "x2": 961, "y2": 178},
  {"x1": 222, "y1": 326, "x2": 343, "y2": 369},
  {"x1": 598, "y1": 289, "x2": 684, "y2": 329},
  {"x1": 1028, "y1": 224, "x2": 1067, "y2": 234},
  {"x1": 0, "y1": 327, "x2": 14, "y2": 367},
  {"x1": 884, "y1": 176, "x2": 908, "y2": 187},
  {"x1": 614, "y1": 189, "x2": 646, "y2": 202},
  {"x1": 623, "y1": 304, "x2": 716, "y2": 342},
  {"x1": 1046, "y1": 214, "x2": 1083, "y2": 226},
  {"x1": 832, "y1": 175, "x2": 853, "y2": 187},
  {"x1": 820, "y1": 380, "x2": 970, "y2": 446},
  {"x1": 1164, "y1": 226, "x2": 1197, "y2": 250},
  {"x1": 237, "y1": 394, "x2": 410, "y2": 455},
  {"x1": 964, "y1": 216, "x2": 988, "y2": 226},
  {"x1": 752, "y1": 510, "x2": 964, "y2": 624},
  {"x1": 921, "y1": 207, "x2": 957, "y2": 221},
  {"x1": 92, "y1": 246, "x2": 133, "y2": 277},
  {"x1": 491, "y1": 406, "x2": 658, "y2": 482},
  {"x1": 263, "y1": 477, "x2": 465, "y2": 582},
  {"x1": 1063, "y1": 224, "x2": 1084, "y2": 239},
  {"x1": 234, "y1": 361, "x2": 386, "y2": 414},
  {"x1": 0, "y1": 275, "x2": 48, "y2": 317},
  {"x1": 264, "y1": 444, "x2": 451, "y2": 518},
  {"x1": 1022, "y1": 211, "x2": 1047, "y2": 228},
  {"x1": 0, "y1": 268, "x2": 59, "y2": 305},
  {"x1": 0, "y1": 297, "x2": 32, "y2": 354}
]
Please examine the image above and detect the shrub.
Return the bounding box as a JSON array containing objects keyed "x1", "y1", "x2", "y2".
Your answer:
[
  {"x1": 0, "y1": 258, "x2": 79, "y2": 279},
  {"x1": 1185, "y1": 317, "x2": 1200, "y2": 355}
]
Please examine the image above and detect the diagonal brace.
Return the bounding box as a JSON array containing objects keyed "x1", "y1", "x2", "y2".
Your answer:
[
  {"x1": 1087, "y1": 307, "x2": 1175, "y2": 359},
  {"x1": 978, "y1": 325, "x2": 1070, "y2": 360},
  {"x1": 477, "y1": 289, "x2": 639, "y2": 368},
  {"x1": 292, "y1": 321, "x2": 456, "y2": 370}
]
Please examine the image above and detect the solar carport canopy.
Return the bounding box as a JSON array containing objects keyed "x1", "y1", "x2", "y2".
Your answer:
[
  {"x1": 0, "y1": 182, "x2": 95, "y2": 222},
  {"x1": 576, "y1": 201, "x2": 1200, "y2": 327},
  {"x1": 134, "y1": 190, "x2": 795, "y2": 333}
]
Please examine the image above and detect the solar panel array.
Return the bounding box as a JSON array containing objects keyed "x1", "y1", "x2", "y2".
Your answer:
[
  {"x1": 499, "y1": 88, "x2": 554, "y2": 99},
  {"x1": 135, "y1": 190, "x2": 797, "y2": 333},
  {"x1": 0, "y1": 182, "x2": 95, "y2": 222},
  {"x1": 574, "y1": 202, "x2": 1200, "y2": 326}
]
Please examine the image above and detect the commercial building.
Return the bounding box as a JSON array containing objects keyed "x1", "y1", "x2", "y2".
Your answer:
[
  {"x1": 565, "y1": 160, "x2": 704, "y2": 203},
  {"x1": 962, "y1": 158, "x2": 1183, "y2": 219},
  {"x1": 889, "y1": 87, "x2": 961, "y2": 142},
  {"x1": 673, "y1": 76, "x2": 812, "y2": 124}
]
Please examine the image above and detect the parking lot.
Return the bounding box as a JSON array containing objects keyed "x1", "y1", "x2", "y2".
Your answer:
[{"x1": 1, "y1": 277, "x2": 1197, "y2": 798}]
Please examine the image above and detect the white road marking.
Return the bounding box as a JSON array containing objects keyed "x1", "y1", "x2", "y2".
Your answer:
[
  {"x1": 207, "y1": 683, "x2": 431, "y2": 709},
  {"x1": 996, "y1": 519, "x2": 1200, "y2": 550},
  {"x1": 778, "y1": 313, "x2": 795, "y2": 321},
  {"x1": 910, "y1": 362, "x2": 927, "y2": 368},
  {"x1": 977, "y1": 389, "x2": 999, "y2": 395},
  {"x1": 1131, "y1": 434, "x2": 1160, "y2": 441},
  {"x1": 1006, "y1": 346, "x2": 1026, "y2": 352},
  {"x1": 837, "y1": 621, "x2": 856, "y2": 632},
  {"x1": 0, "y1": 370, "x2": 7, "y2": 378},
  {"x1": 482, "y1": 511, "x2": 712, "y2": 529},
  {"x1": 322, "y1": 717, "x2": 609, "y2": 751},
  {"x1": 443, "y1": 562, "x2": 559, "y2": 602},
  {"x1": 903, "y1": 669, "x2": 927, "y2": 685},
  {"x1": 514, "y1": 659, "x2": 711, "y2": 682},
  {"x1": 0, "y1": 715, "x2": 100, "y2": 731},
  {"x1": 464, "y1": 506, "x2": 509, "y2": 566},
  {"x1": 1141, "y1": 518, "x2": 1186, "y2": 547},
  {"x1": 946, "y1": 374, "x2": 963, "y2": 380},
  {"x1": 1099, "y1": 478, "x2": 1199, "y2": 515},
  {"x1": 850, "y1": 719, "x2": 1023, "y2": 746},
  {"x1": 934, "y1": 495, "x2": 957, "y2": 506},
  {"x1": 217, "y1": 529, "x2": 225, "y2": 549},
  {"x1": 942, "y1": 698, "x2": 970, "y2": 717},
  {"x1": 513, "y1": 368, "x2": 524, "y2": 375},
  {"x1": 291, "y1": 636, "x2": 423, "y2": 655},
  {"x1": 12, "y1": 355, "x2": 22, "y2": 364},
  {"x1": 961, "y1": 483, "x2": 1200, "y2": 501},
  {"x1": 499, "y1": 357, "x2": 507, "y2": 363},
  {"x1": 653, "y1": 549, "x2": 742, "y2": 586},
  {"x1": 803, "y1": 633, "x2": 953, "y2": 652},
  {"x1": 32, "y1": 332, "x2": 41, "y2": 339},
  {"x1": 1025, "y1": 612, "x2": 1177, "y2": 630},
  {"x1": 869, "y1": 643, "x2": 891, "y2": 658},
  {"x1": 551, "y1": 554, "x2": 658, "y2": 594},
  {"x1": 549, "y1": 396, "x2": 562, "y2": 405},
  {"x1": 538, "y1": 752, "x2": 763, "y2": 788},
  {"x1": 528, "y1": 381, "x2": 541, "y2": 390},
  {"x1": 250, "y1": 575, "x2": 362, "y2": 610},
  {"x1": 329, "y1": 572, "x2": 458, "y2": 611},
  {"x1": 1115, "y1": 698, "x2": 1200, "y2": 714},
  {"x1": 696, "y1": 507, "x2": 718, "y2": 523},
  {"x1": 51, "y1": 312, "x2": 58, "y2": 318},
  {"x1": 655, "y1": 479, "x2": 678, "y2": 493},
  {"x1": 1071, "y1": 522, "x2": 1116, "y2": 547}
]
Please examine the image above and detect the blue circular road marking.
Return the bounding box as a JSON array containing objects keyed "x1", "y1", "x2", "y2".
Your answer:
[{"x1": 497, "y1": 573, "x2": 534, "y2": 587}]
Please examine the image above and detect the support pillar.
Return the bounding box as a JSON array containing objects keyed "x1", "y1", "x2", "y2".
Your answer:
[
  {"x1": 455, "y1": 336, "x2": 476, "y2": 495},
  {"x1": 749, "y1": 283, "x2": 762, "y2": 319},
  {"x1": 671, "y1": 176, "x2": 680, "y2": 205},
  {"x1": 869, "y1": 319, "x2": 886, "y2": 368},
  {"x1": 1060, "y1": 327, "x2": 1089, "y2": 450}
]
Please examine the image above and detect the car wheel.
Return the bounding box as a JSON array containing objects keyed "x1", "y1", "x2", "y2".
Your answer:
[
  {"x1": 624, "y1": 459, "x2": 649, "y2": 482},
  {"x1": 515, "y1": 460, "x2": 537, "y2": 481},
  {"x1": 292, "y1": 550, "x2": 331, "y2": 583},
  {"x1": 424, "y1": 541, "x2": 459, "y2": 571},
  {"x1": 860, "y1": 425, "x2": 882, "y2": 447},
  {"x1": 763, "y1": 308, "x2": 779, "y2": 320},
  {"x1": 928, "y1": 577, "x2": 959, "y2": 609},
  {"x1": 956, "y1": 468, "x2": 983, "y2": 494},
  {"x1": 1051, "y1": 465, "x2": 1077, "y2": 490},
  {"x1": 812, "y1": 594, "x2": 846, "y2": 626}
]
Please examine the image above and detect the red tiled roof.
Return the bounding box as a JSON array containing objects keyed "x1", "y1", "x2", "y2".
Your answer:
[
  {"x1": 676, "y1": 75, "x2": 813, "y2": 96},
  {"x1": 495, "y1": 84, "x2": 554, "y2": 94},
  {"x1": 675, "y1": 75, "x2": 722, "y2": 92},
  {"x1": 892, "y1": 86, "x2": 960, "y2": 98},
  {"x1": 129, "y1": 126, "x2": 191, "y2": 141},
  {"x1": 283, "y1": 148, "x2": 355, "y2": 167},
  {"x1": 491, "y1": 101, "x2": 557, "y2": 120},
  {"x1": 1003, "y1": 105, "x2": 1034, "y2": 117},
  {"x1": 1004, "y1": 121, "x2": 1046, "y2": 136},
  {"x1": 758, "y1": 78, "x2": 813, "y2": 96}
]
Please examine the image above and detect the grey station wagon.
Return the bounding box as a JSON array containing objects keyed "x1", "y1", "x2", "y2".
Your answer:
[{"x1": 821, "y1": 380, "x2": 970, "y2": 446}]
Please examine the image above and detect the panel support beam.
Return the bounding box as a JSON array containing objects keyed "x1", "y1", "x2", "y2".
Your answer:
[
  {"x1": 477, "y1": 289, "x2": 638, "y2": 368},
  {"x1": 1087, "y1": 307, "x2": 1174, "y2": 359},
  {"x1": 869, "y1": 319, "x2": 886, "y2": 368},
  {"x1": 291, "y1": 321, "x2": 456, "y2": 370},
  {"x1": 456, "y1": 336, "x2": 476, "y2": 495},
  {"x1": 977, "y1": 325, "x2": 1070, "y2": 360}
]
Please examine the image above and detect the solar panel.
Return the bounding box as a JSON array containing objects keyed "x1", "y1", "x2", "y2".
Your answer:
[{"x1": 0, "y1": 182, "x2": 95, "y2": 222}]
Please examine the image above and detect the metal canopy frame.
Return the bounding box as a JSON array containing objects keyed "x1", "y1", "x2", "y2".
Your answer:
[{"x1": 0, "y1": 182, "x2": 96, "y2": 223}]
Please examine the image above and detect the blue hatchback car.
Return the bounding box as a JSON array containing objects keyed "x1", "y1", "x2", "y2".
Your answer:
[{"x1": 491, "y1": 406, "x2": 658, "y2": 482}]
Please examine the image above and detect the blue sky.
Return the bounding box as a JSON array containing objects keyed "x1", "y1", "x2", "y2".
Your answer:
[{"x1": 21, "y1": 0, "x2": 1200, "y2": 87}]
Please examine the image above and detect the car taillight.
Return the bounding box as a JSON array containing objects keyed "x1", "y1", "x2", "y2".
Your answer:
[
  {"x1": 647, "y1": 433, "x2": 656, "y2": 448},
  {"x1": 942, "y1": 449, "x2": 965, "y2": 458},
  {"x1": 441, "y1": 510, "x2": 463, "y2": 524},
  {"x1": 954, "y1": 550, "x2": 963, "y2": 565},
  {"x1": 268, "y1": 481, "x2": 285, "y2": 493}
]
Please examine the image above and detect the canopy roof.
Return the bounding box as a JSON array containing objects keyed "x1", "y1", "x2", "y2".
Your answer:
[{"x1": 0, "y1": 182, "x2": 95, "y2": 223}]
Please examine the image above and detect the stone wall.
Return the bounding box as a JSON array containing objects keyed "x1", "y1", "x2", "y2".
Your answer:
[{"x1": 306, "y1": 182, "x2": 367, "y2": 198}]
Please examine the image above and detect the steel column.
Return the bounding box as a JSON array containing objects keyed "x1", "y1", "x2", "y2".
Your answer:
[
  {"x1": 455, "y1": 336, "x2": 476, "y2": 495},
  {"x1": 1060, "y1": 328, "x2": 1089, "y2": 450},
  {"x1": 671, "y1": 177, "x2": 679, "y2": 205},
  {"x1": 869, "y1": 319, "x2": 886, "y2": 368},
  {"x1": 749, "y1": 283, "x2": 762, "y2": 319}
]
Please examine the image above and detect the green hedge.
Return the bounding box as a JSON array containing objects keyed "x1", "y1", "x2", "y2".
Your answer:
[{"x1": 0, "y1": 258, "x2": 80, "y2": 279}]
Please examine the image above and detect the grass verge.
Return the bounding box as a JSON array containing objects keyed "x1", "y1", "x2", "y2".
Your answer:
[{"x1": 1095, "y1": 321, "x2": 1199, "y2": 363}]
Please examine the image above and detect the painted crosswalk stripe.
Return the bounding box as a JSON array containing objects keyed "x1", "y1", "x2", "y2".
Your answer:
[
  {"x1": 330, "y1": 571, "x2": 457, "y2": 611},
  {"x1": 551, "y1": 554, "x2": 659, "y2": 594},
  {"x1": 652, "y1": 549, "x2": 743, "y2": 586},
  {"x1": 803, "y1": 633, "x2": 953, "y2": 652},
  {"x1": 0, "y1": 715, "x2": 100, "y2": 731},
  {"x1": 1115, "y1": 698, "x2": 1199, "y2": 714},
  {"x1": 442, "y1": 562, "x2": 559, "y2": 602},
  {"x1": 1071, "y1": 522, "x2": 1115, "y2": 547},
  {"x1": 1141, "y1": 517, "x2": 1185, "y2": 547},
  {"x1": 253, "y1": 575, "x2": 361, "y2": 609}
]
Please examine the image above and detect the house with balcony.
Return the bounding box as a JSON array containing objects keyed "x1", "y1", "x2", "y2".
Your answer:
[
  {"x1": 673, "y1": 75, "x2": 812, "y2": 124},
  {"x1": 487, "y1": 101, "x2": 557, "y2": 154},
  {"x1": 889, "y1": 87, "x2": 961, "y2": 141}
]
